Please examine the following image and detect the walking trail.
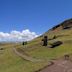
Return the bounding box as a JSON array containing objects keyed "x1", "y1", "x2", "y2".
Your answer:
[
  {"x1": 13, "y1": 48, "x2": 42, "y2": 62},
  {"x1": 13, "y1": 48, "x2": 72, "y2": 72},
  {"x1": 39, "y1": 58, "x2": 72, "y2": 72}
]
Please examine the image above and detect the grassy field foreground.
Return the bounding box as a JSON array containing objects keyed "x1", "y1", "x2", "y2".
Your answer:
[{"x1": 0, "y1": 28, "x2": 72, "y2": 72}]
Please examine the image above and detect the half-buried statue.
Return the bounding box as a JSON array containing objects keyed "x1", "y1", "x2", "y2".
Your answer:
[{"x1": 42, "y1": 36, "x2": 48, "y2": 46}]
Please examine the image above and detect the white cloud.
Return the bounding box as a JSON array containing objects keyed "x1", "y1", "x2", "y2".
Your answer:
[{"x1": 0, "y1": 29, "x2": 39, "y2": 42}]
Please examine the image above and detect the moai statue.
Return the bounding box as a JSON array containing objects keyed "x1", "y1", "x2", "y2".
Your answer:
[
  {"x1": 64, "y1": 54, "x2": 70, "y2": 60},
  {"x1": 22, "y1": 41, "x2": 25, "y2": 45},
  {"x1": 22, "y1": 41, "x2": 27, "y2": 46},
  {"x1": 53, "y1": 35, "x2": 56, "y2": 39},
  {"x1": 42, "y1": 36, "x2": 48, "y2": 46}
]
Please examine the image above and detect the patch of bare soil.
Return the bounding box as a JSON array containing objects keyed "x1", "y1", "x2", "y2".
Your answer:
[{"x1": 39, "y1": 57, "x2": 72, "y2": 72}]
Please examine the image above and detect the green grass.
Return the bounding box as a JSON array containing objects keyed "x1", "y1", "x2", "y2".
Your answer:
[
  {"x1": 28, "y1": 29, "x2": 72, "y2": 59},
  {"x1": 0, "y1": 28, "x2": 72, "y2": 72},
  {"x1": 0, "y1": 44, "x2": 48, "y2": 72}
]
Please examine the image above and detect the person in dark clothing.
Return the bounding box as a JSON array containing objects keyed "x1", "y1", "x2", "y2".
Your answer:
[{"x1": 42, "y1": 36, "x2": 48, "y2": 46}]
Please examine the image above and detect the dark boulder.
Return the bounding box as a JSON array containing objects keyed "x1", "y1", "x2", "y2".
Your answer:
[
  {"x1": 63, "y1": 27, "x2": 71, "y2": 29},
  {"x1": 50, "y1": 41, "x2": 63, "y2": 48},
  {"x1": 0, "y1": 48, "x2": 4, "y2": 50}
]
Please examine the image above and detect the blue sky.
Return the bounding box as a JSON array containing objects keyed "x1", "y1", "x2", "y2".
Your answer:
[{"x1": 0, "y1": 0, "x2": 72, "y2": 34}]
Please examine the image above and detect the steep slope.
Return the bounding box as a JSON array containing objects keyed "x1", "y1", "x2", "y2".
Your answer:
[
  {"x1": 13, "y1": 18, "x2": 72, "y2": 72},
  {"x1": 0, "y1": 18, "x2": 72, "y2": 72},
  {"x1": 51, "y1": 18, "x2": 72, "y2": 31}
]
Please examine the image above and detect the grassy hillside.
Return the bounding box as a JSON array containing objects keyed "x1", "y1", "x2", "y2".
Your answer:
[
  {"x1": 0, "y1": 43, "x2": 48, "y2": 72},
  {"x1": 0, "y1": 19, "x2": 72, "y2": 72}
]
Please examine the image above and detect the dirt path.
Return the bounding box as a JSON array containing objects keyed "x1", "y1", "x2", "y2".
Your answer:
[
  {"x1": 13, "y1": 48, "x2": 42, "y2": 62},
  {"x1": 39, "y1": 59, "x2": 72, "y2": 72}
]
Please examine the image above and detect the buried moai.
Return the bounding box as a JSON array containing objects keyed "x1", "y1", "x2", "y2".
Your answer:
[
  {"x1": 64, "y1": 54, "x2": 70, "y2": 60},
  {"x1": 42, "y1": 36, "x2": 48, "y2": 46}
]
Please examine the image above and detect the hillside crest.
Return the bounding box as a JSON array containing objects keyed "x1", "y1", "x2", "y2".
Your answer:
[{"x1": 51, "y1": 18, "x2": 72, "y2": 31}]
